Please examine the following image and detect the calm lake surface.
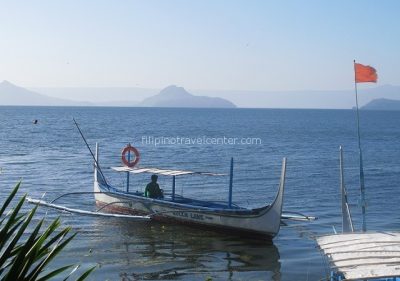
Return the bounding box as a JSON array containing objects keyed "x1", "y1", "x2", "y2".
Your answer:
[{"x1": 1, "y1": 106, "x2": 400, "y2": 280}]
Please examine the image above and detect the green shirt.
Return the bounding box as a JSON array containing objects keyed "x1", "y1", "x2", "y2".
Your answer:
[{"x1": 145, "y1": 182, "x2": 163, "y2": 199}]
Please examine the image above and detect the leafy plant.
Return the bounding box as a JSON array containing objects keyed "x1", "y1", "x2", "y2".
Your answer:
[{"x1": 0, "y1": 181, "x2": 95, "y2": 280}]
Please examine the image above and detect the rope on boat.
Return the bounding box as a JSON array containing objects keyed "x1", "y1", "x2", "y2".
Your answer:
[{"x1": 26, "y1": 197, "x2": 151, "y2": 220}]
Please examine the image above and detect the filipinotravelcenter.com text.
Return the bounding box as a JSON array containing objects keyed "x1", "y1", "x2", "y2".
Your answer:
[{"x1": 141, "y1": 136, "x2": 262, "y2": 146}]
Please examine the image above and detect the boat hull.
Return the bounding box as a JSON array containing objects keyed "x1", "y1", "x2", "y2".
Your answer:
[{"x1": 94, "y1": 200, "x2": 269, "y2": 238}]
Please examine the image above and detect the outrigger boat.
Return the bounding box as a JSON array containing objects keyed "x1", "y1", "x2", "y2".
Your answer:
[
  {"x1": 94, "y1": 143, "x2": 287, "y2": 239},
  {"x1": 27, "y1": 119, "x2": 314, "y2": 239}
]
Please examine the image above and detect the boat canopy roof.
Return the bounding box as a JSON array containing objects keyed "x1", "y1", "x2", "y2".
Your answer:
[
  {"x1": 316, "y1": 232, "x2": 400, "y2": 280},
  {"x1": 111, "y1": 166, "x2": 226, "y2": 177}
]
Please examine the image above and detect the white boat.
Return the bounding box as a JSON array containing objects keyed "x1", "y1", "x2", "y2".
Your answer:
[
  {"x1": 93, "y1": 144, "x2": 287, "y2": 239},
  {"x1": 317, "y1": 232, "x2": 400, "y2": 281},
  {"x1": 316, "y1": 147, "x2": 400, "y2": 281}
]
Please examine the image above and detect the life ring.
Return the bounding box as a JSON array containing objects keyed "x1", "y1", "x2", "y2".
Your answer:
[{"x1": 121, "y1": 144, "x2": 140, "y2": 167}]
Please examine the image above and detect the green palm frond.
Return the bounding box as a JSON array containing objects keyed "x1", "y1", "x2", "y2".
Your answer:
[{"x1": 0, "y1": 182, "x2": 96, "y2": 281}]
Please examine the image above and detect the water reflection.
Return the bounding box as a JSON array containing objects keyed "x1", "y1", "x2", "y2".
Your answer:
[{"x1": 81, "y1": 217, "x2": 281, "y2": 280}]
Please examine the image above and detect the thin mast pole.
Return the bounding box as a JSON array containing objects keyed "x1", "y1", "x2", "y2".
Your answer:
[
  {"x1": 353, "y1": 60, "x2": 367, "y2": 232},
  {"x1": 73, "y1": 118, "x2": 108, "y2": 185}
]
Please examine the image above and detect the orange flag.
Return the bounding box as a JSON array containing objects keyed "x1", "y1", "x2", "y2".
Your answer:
[{"x1": 355, "y1": 63, "x2": 377, "y2": 83}]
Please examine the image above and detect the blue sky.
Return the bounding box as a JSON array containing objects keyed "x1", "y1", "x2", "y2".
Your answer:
[{"x1": 1, "y1": 0, "x2": 399, "y2": 92}]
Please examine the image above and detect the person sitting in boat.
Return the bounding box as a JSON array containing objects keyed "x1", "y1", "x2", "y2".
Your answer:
[{"x1": 145, "y1": 174, "x2": 164, "y2": 199}]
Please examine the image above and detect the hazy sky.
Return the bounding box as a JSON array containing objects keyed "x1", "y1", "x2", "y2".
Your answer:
[{"x1": 1, "y1": 0, "x2": 399, "y2": 92}]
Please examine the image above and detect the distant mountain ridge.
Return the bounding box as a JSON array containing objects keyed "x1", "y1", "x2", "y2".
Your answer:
[
  {"x1": 361, "y1": 98, "x2": 400, "y2": 110},
  {"x1": 0, "y1": 80, "x2": 91, "y2": 106},
  {"x1": 1, "y1": 81, "x2": 236, "y2": 108},
  {"x1": 139, "y1": 85, "x2": 236, "y2": 108},
  {"x1": 2, "y1": 80, "x2": 400, "y2": 109}
]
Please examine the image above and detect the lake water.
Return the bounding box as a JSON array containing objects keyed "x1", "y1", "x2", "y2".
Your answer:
[{"x1": 1, "y1": 106, "x2": 400, "y2": 281}]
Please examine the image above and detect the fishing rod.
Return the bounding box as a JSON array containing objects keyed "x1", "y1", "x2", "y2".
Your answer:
[{"x1": 72, "y1": 118, "x2": 108, "y2": 185}]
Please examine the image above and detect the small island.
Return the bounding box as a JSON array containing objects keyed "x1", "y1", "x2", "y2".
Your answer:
[
  {"x1": 361, "y1": 98, "x2": 400, "y2": 111},
  {"x1": 139, "y1": 85, "x2": 236, "y2": 108}
]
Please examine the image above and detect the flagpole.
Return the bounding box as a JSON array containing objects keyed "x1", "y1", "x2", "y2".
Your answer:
[{"x1": 353, "y1": 59, "x2": 367, "y2": 232}]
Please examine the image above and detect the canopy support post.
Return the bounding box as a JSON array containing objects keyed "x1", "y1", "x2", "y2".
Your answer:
[
  {"x1": 126, "y1": 145, "x2": 130, "y2": 193},
  {"x1": 172, "y1": 175, "x2": 176, "y2": 201},
  {"x1": 228, "y1": 157, "x2": 233, "y2": 208}
]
